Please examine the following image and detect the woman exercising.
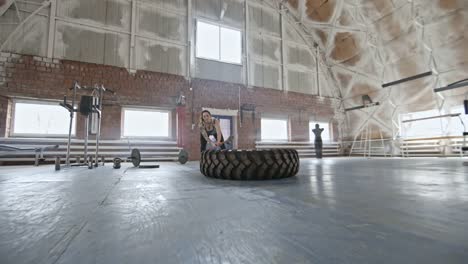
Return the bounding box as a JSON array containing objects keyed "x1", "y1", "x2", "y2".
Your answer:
[{"x1": 199, "y1": 110, "x2": 225, "y2": 152}]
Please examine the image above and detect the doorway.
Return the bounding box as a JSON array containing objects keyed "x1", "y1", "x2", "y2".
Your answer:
[
  {"x1": 203, "y1": 108, "x2": 238, "y2": 148},
  {"x1": 212, "y1": 115, "x2": 233, "y2": 140}
]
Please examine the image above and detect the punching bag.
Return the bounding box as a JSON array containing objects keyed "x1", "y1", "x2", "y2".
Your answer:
[{"x1": 464, "y1": 100, "x2": 468, "y2": 115}]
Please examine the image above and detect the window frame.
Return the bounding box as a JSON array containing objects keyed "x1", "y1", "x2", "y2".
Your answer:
[
  {"x1": 195, "y1": 19, "x2": 243, "y2": 66},
  {"x1": 121, "y1": 106, "x2": 172, "y2": 139},
  {"x1": 260, "y1": 116, "x2": 289, "y2": 141},
  {"x1": 10, "y1": 98, "x2": 76, "y2": 138},
  {"x1": 446, "y1": 105, "x2": 467, "y2": 137},
  {"x1": 399, "y1": 109, "x2": 447, "y2": 139}
]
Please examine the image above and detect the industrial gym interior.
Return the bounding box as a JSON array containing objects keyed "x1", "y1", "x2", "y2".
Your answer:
[{"x1": 0, "y1": 0, "x2": 467, "y2": 263}]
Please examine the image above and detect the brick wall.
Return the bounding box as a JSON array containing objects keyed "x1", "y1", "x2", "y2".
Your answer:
[
  {"x1": 0, "y1": 95, "x2": 9, "y2": 137},
  {"x1": 0, "y1": 52, "x2": 338, "y2": 160}
]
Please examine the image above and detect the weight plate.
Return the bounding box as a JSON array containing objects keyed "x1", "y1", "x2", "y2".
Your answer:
[
  {"x1": 131, "y1": 148, "x2": 141, "y2": 167},
  {"x1": 113, "y1": 157, "x2": 121, "y2": 169},
  {"x1": 178, "y1": 149, "x2": 188, "y2": 164}
]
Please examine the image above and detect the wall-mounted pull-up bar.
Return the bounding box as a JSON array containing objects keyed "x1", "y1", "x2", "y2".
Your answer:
[
  {"x1": 401, "y1": 113, "x2": 461, "y2": 123},
  {"x1": 434, "y1": 79, "x2": 468, "y2": 93},
  {"x1": 382, "y1": 71, "x2": 433, "y2": 88}
]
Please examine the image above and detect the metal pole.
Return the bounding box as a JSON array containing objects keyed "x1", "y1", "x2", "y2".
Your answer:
[
  {"x1": 279, "y1": 1, "x2": 286, "y2": 91},
  {"x1": 316, "y1": 47, "x2": 320, "y2": 96},
  {"x1": 65, "y1": 82, "x2": 77, "y2": 166},
  {"x1": 47, "y1": 0, "x2": 56, "y2": 58},
  {"x1": 84, "y1": 114, "x2": 89, "y2": 165},
  {"x1": 244, "y1": 0, "x2": 249, "y2": 87},
  {"x1": 128, "y1": 0, "x2": 137, "y2": 70},
  {"x1": 380, "y1": 129, "x2": 386, "y2": 157},
  {"x1": 187, "y1": 0, "x2": 192, "y2": 79},
  {"x1": 368, "y1": 123, "x2": 372, "y2": 158},
  {"x1": 348, "y1": 130, "x2": 359, "y2": 156},
  {"x1": 363, "y1": 118, "x2": 368, "y2": 157},
  {"x1": 94, "y1": 86, "x2": 103, "y2": 167}
]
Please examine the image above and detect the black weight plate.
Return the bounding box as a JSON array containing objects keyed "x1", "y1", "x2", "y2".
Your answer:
[
  {"x1": 178, "y1": 149, "x2": 188, "y2": 164},
  {"x1": 131, "y1": 148, "x2": 141, "y2": 167}
]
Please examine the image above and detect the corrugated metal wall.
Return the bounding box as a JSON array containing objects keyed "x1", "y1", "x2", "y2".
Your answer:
[
  {"x1": 0, "y1": 0, "x2": 49, "y2": 57},
  {"x1": 0, "y1": 0, "x2": 330, "y2": 97}
]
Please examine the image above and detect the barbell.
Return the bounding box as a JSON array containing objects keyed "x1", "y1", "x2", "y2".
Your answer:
[{"x1": 113, "y1": 148, "x2": 189, "y2": 169}]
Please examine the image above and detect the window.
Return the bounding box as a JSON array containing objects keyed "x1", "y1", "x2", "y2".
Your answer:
[
  {"x1": 400, "y1": 109, "x2": 446, "y2": 138},
  {"x1": 12, "y1": 100, "x2": 75, "y2": 136},
  {"x1": 122, "y1": 108, "x2": 170, "y2": 138},
  {"x1": 196, "y1": 20, "x2": 242, "y2": 64},
  {"x1": 212, "y1": 115, "x2": 232, "y2": 139},
  {"x1": 446, "y1": 105, "x2": 468, "y2": 136},
  {"x1": 261, "y1": 118, "x2": 288, "y2": 141},
  {"x1": 310, "y1": 121, "x2": 331, "y2": 142}
]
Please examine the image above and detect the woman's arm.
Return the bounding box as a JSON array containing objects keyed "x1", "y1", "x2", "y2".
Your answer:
[
  {"x1": 200, "y1": 128, "x2": 210, "y2": 142},
  {"x1": 199, "y1": 123, "x2": 211, "y2": 143},
  {"x1": 214, "y1": 119, "x2": 223, "y2": 145}
]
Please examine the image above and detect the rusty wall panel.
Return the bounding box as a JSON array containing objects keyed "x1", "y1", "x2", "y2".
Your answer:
[
  {"x1": 55, "y1": 21, "x2": 129, "y2": 68},
  {"x1": 55, "y1": 21, "x2": 106, "y2": 65},
  {"x1": 287, "y1": 70, "x2": 315, "y2": 95},
  {"x1": 194, "y1": 0, "x2": 220, "y2": 20},
  {"x1": 248, "y1": 34, "x2": 281, "y2": 63},
  {"x1": 138, "y1": 4, "x2": 186, "y2": 42},
  {"x1": 135, "y1": 38, "x2": 186, "y2": 76},
  {"x1": 195, "y1": 58, "x2": 243, "y2": 84},
  {"x1": 104, "y1": 33, "x2": 130, "y2": 68},
  {"x1": 286, "y1": 44, "x2": 315, "y2": 68},
  {"x1": 57, "y1": 0, "x2": 131, "y2": 31},
  {"x1": 248, "y1": 4, "x2": 280, "y2": 37},
  {"x1": 221, "y1": 0, "x2": 244, "y2": 29},
  {"x1": 142, "y1": 0, "x2": 187, "y2": 13},
  {"x1": 249, "y1": 60, "x2": 281, "y2": 90},
  {"x1": 0, "y1": 9, "x2": 48, "y2": 57}
]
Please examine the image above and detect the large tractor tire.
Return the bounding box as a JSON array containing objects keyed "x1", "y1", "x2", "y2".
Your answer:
[{"x1": 200, "y1": 149, "x2": 299, "y2": 180}]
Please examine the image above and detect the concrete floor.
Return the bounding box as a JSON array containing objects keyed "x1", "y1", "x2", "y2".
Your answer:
[{"x1": 0, "y1": 158, "x2": 467, "y2": 264}]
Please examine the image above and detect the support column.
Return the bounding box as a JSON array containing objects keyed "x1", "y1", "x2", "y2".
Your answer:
[
  {"x1": 187, "y1": 0, "x2": 192, "y2": 79},
  {"x1": 129, "y1": 0, "x2": 137, "y2": 71},
  {"x1": 47, "y1": 0, "x2": 56, "y2": 58},
  {"x1": 279, "y1": 2, "x2": 286, "y2": 91},
  {"x1": 244, "y1": 0, "x2": 249, "y2": 87}
]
